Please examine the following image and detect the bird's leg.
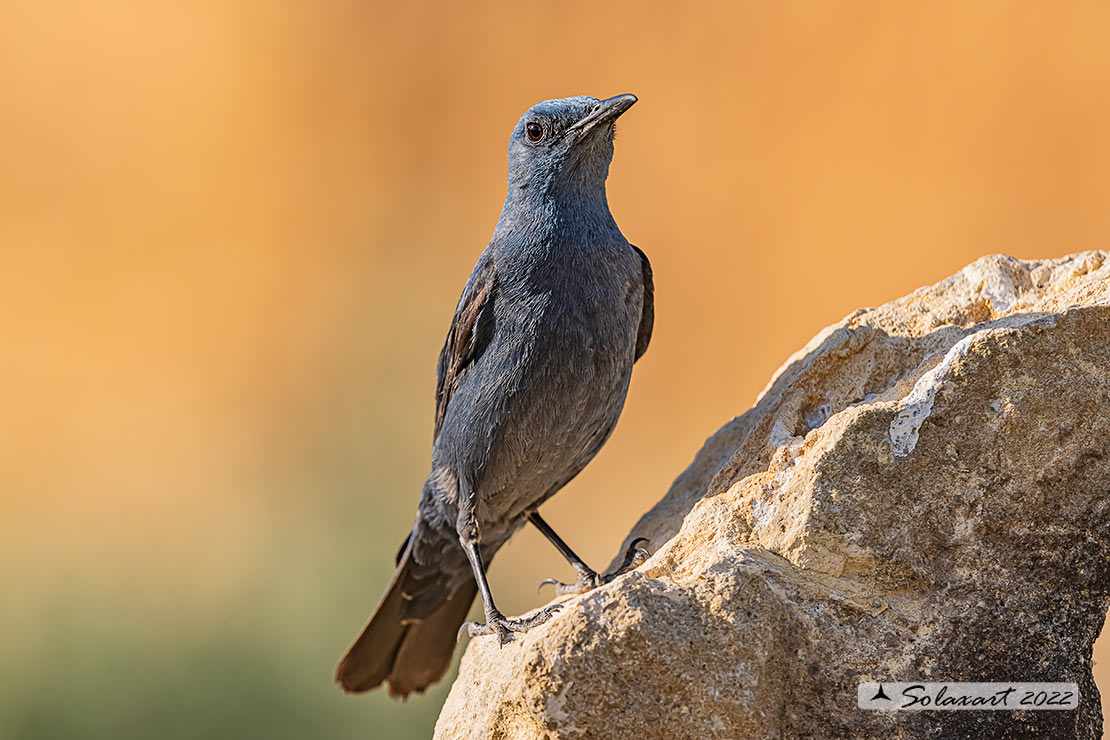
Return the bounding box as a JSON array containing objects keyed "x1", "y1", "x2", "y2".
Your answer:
[
  {"x1": 530, "y1": 511, "x2": 650, "y2": 596},
  {"x1": 456, "y1": 505, "x2": 561, "y2": 646}
]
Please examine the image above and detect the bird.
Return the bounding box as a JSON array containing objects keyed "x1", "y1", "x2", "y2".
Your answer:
[{"x1": 335, "y1": 93, "x2": 654, "y2": 698}]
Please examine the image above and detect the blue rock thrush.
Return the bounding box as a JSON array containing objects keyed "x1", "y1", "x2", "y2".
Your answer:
[{"x1": 336, "y1": 94, "x2": 653, "y2": 697}]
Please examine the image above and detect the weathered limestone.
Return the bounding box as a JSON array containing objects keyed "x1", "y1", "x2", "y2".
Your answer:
[{"x1": 436, "y1": 252, "x2": 1110, "y2": 740}]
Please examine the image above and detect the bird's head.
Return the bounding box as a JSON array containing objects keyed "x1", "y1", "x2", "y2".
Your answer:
[{"x1": 505, "y1": 94, "x2": 637, "y2": 198}]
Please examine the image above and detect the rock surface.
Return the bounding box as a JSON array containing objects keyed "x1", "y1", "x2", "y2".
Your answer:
[{"x1": 435, "y1": 252, "x2": 1110, "y2": 740}]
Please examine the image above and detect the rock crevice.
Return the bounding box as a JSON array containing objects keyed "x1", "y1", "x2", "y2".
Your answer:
[{"x1": 435, "y1": 252, "x2": 1110, "y2": 740}]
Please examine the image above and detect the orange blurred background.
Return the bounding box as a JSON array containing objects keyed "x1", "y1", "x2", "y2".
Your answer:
[{"x1": 2, "y1": 2, "x2": 1108, "y2": 737}]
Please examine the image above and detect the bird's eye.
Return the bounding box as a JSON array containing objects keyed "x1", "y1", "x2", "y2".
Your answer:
[{"x1": 525, "y1": 122, "x2": 544, "y2": 142}]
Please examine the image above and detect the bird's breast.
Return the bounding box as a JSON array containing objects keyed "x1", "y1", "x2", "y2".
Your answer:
[
  {"x1": 501, "y1": 244, "x2": 640, "y2": 361},
  {"x1": 491, "y1": 241, "x2": 641, "y2": 427}
]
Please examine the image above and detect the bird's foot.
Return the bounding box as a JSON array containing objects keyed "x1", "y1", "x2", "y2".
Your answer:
[
  {"x1": 458, "y1": 605, "x2": 563, "y2": 647},
  {"x1": 538, "y1": 537, "x2": 650, "y2": 596}
]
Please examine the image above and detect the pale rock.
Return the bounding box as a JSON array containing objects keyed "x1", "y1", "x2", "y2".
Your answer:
[{"x1": 435, "y1": 252, "x2": 1110, "y2": 740}]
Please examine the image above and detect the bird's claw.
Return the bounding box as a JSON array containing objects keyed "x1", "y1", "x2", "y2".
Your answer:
[
  {"x1": 457, "y1": 604, "x2": 563, "y2": 646},
  {"x1": 537, "y1": 538, "x2": 651, "y2": 596},
  {"x1": 537, "y1": 577, "x2": 565, "y2": 595},
  {"x1": 618, "y1": 537, "x2": 651, "y2": 573},
  {"x1": 538, "y1": 572, "x2": 599, "y2": 596}
]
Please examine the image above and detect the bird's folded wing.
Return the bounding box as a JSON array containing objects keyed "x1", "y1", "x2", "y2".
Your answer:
[
  {"x1": 631, "y1": 244, "x2": 653, "y2": 361},
  {"x1": 434, "y1": 253, "x2": 498, "y2": 439}
]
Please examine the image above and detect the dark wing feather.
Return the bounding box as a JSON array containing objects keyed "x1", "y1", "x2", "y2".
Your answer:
[
  {"x1": 434, "y1": 255, "x2": 497, "y2": 439},
  {"x1": 630, "y1": 244, "x2": 654, "y2": 361}
]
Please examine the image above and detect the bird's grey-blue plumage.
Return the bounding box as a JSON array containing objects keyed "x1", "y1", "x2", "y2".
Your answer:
[{"x1": 337, "y1": 94, "x2": 653, "y2": 697}]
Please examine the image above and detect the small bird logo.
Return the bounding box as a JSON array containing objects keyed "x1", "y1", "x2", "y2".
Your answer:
[{"x1": 871, "y1": 684, "x2": 891, "y2": 701}]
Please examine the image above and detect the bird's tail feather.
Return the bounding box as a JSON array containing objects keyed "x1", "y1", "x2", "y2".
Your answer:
[{"x1": 335, "y1": 540, "x2": 476, "y2": 697}]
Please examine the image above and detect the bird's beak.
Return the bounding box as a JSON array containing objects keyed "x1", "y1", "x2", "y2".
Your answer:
[{"x1": 568, "y1": 94, "x2": 638, "y2": 144}]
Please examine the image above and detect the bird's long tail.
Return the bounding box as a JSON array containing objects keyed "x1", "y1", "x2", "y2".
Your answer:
[{"x1": 335, "y1": 539, "x2": 477, "y2": 697}]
